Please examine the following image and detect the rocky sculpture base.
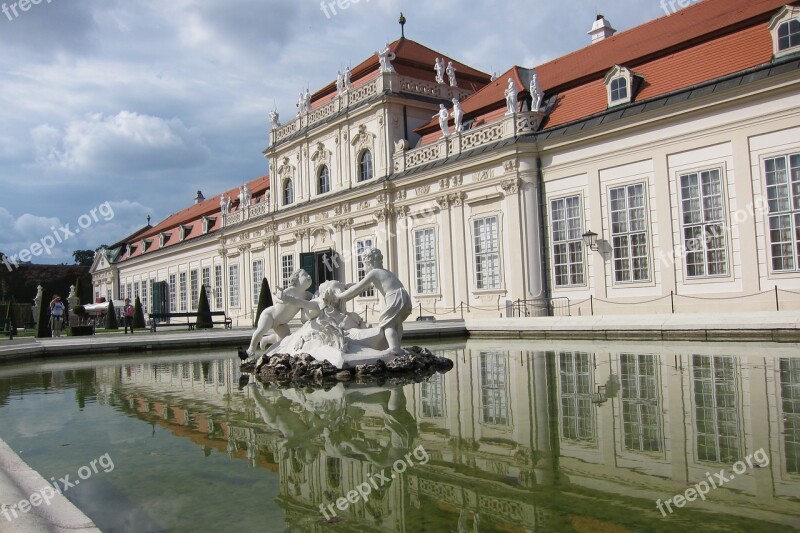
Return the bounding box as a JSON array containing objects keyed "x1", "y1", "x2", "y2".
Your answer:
[{"x1": 240, "y1": 346, "x2": 454, "y2": 389}]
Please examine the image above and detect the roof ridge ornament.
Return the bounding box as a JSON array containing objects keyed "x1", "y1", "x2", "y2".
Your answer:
[{"x1": 399, "y1": 12, "x2": 406, "y2": 39}]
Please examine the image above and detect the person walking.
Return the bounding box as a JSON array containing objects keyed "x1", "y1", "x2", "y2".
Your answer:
[
  {"x1": 49, "y1": 294, "x2": 65, "y2": 337},
  {"x1": 123, "y1": 298, "x2": 134, "y2": 334}
]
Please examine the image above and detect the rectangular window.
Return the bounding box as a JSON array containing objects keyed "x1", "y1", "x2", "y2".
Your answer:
[
  {"x1": 252, "y1": 259, "x2": 264, "y2": 303},
  {"x1": 141, "y1": 280, "x2": 148, "y2": 314},
  {"x1": 414, "y1": 229, "x2": 437, "y2": 294},
  {"x1": 190, "y1": 270, "x2": 198, "y2": 310},
  {"x1": 693, "y1": 355, "x2": 741, "y2": 463},
  {"x1": 620, "y1": 353, "x2": 662, "y2": 452},
  {"x1": 179, "y1": 272, "x2": 187, "y2": 311},
  {"x1": 168, "y1": 274, "x2": 177, "y2": 312},
  {"x1": 214, "y1": 265, "x2": 223, "y2": 309},
  {"x1": 780, "y1": 358, "x2": 800, "y2": 474},
  {"x1": 228, "y1": 264, "x2": 240, "y2": 307},
  {"x1": 202, "y1": 267, "x2": 211, "y2": 297},
  {"x1": 559, "y1": 352, "x2": 595, "y2": 442},
  {"x1": 134, "y1": 281, "x2": 140, "y2": 302},
  {"x1": 551, "y1": 196, "x2": 585, "y2": 287},
  {"x1": 355, "y1": 239, "x2": 375, "y2": 297},
  {"x1": 473, "y1": 216, "x2": 501, "y2": 290},
  {"x1": 281, "y1": 254, "x2": 294, "y2": 289},
  {"x1": 420, "y1": 372, "x2": 444, "y2": 418},
  {"x1": 610, "y1": 183, "x2": 650, "y2": 282},
  {"x1": 479, "y1": 352, "x2": 508, "y2": 425},
  {"x1": 680, "y1": 169, "x2": 728, "y2": 278},
  {"x1": 765, "y1": 153, "x2": 800, "y2": 271},
  {"x1": 126, "y1": 283, "x2": 132, "y2": 301}
]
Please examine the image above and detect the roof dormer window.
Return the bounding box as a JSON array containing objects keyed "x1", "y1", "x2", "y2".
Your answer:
[
  {"x1": 202, "y1": 216, "x2": 216, "y2": 235},
  {"x1": 604, "y1": 65, "x2": 635, "y2": 107},
  {"x1": 179, "y1": 225, "x2": 192, "y2": 241},
  {"x1": 141, "y1": 239, "x2": 152, "y2": 253},
  {"x1": 769, "y1": 6, "x2": 800, "y2": 58},
  {"x1": 159, "y1": 232, "x2": 170, "y2": 248}
]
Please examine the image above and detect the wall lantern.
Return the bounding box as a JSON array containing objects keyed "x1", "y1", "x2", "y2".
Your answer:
[{"x1": 582, "y1": 230, "x2": 598, "y2": 251}]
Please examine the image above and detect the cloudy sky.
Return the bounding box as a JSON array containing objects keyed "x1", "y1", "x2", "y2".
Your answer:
[{"x1": 0, "y1": 0, "x2": 673, "y2": 265}]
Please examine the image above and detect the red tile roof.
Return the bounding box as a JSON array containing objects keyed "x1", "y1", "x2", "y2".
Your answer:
[
  {"x1": 415, "y1": 0, "x2": 793, "y2": 140},
  {"x1": 310, "y1": 38, "x2": 492, "y2": 106},
  {"x1": 118, "y1": 175, "x2": 270, "y2": 261}
]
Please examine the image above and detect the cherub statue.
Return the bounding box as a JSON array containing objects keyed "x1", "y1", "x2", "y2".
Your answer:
[
  {"x1": 446, "y1": 61, "x2": 457, "y2": 87},
  {"x1": 434, "y1": 57, "x2": 445, "y2": 84},
  {"x1": 504, "y1": 78, "x2": 518, "y2": 115},
  {"x1": 338, "y1": 248, "x2": 412, "y2": 355},
  {"x1": 434, "y1": 104, "x2": 450, "y2": 137},
  {"x1": 377, "y1": 43, "x2": 396, "y2": 73},
  {"x1": 451, "y1": 97, "x2": 464, "y2": 132},
  {"x1": 245, "y1": 269, "x2": 314, "y2": 357}
]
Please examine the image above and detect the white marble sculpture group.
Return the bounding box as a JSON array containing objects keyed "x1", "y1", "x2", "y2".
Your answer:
[{"x1": 246, "y1": 247, "x2": 413, "y2": 369}]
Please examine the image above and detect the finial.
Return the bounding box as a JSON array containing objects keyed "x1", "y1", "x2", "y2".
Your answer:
[
  {"x1": 147, "y1": 215, "x2": 151, "y2": 225},
  {"x1": 399, "y1": 12, "x2": 406, "y2": 39}
]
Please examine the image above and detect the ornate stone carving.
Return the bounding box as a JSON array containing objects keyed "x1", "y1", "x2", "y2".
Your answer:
[
  {"x1": 294, "y1": 214, "x2": 310, "y2": 226},
  {"x1": 451, "y1": 192, "x2": 466, "y2": 206},
  {"x1": 310, "y1": 142, "x2": 330, "y2": 165},
  {"x1": 359, "y1": 200, "x2": 370, "y2": 210},
  {"x1": 415, "y1": 184, "x2": 431, "y2": 195},
  {"x1": 501, "y1": 178, "x2": 523, "y2": 194},
  {"x1": 435, "y1": 195, "x2": 450, "y2": 209},
  {"x1": 351, "y1": 124, "x2": 375, "y2": 152},
  {"x1": 394, "y1": 190, "x2": 407, "y2": 200},
  {"x1": 376, "y1": 193, "x2": 388, "y2": 205},
  {"x1": 394, "y1": 139, "x2": 407, "y2": 152},
  {"x1": 503, "y1": 160, "x2": 518, "y2": 173},
  {"x1": 334, "y1": 204, "x2": 351, "y2": 215},
  {"x1": 476, "y1": 169, "x2": 496, "y2": 182}
]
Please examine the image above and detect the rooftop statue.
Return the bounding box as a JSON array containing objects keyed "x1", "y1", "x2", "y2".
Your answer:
[
  {"x1": 452, "y1": 98, "x2": 464, "y2": 132},
  {"x1": 446, "y1": 61, "x2": 457, "y2": 87},
  {"x1": 269, "y1": 109, "x2": 280, "y2": 129},
  {"x1": 434, "y1": 57, "x2": 445, "y2": 85},
  {"x1": 435, "y1": 104, "x2": 451, "y2": 137},
  {"x1": 344, "y1": 67, "x2": 352, "y2": 91},
  {"x1": 336, "y1": 70, "x2": 344, "y2": 96},
  {"x1": 505, "y1": 77, "x2": 518, "y2": 115},
  {"x1": 530, "y1": 70, "x2": 544, "y2": 112},
  {"x1": 377, "y1": 43, "x2": 396, "y2": 73}
]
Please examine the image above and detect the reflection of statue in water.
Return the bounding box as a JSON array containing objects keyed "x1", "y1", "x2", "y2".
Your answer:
[{"x1": 245, "y1": 269, "x2": 314, "y2": 357}]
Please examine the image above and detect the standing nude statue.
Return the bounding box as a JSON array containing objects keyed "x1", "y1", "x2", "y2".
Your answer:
[
  {"x1": 245, "y1": 269, "x2": 314, "y2": 357},
  {"x1": 338, "y1": 248, "x2": 412, "y2": 355}
]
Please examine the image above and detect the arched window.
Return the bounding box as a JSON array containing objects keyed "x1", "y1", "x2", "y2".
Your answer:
[
  {"x1": 778, "y1": 19, "x2": 800, "y2": 51},
  {"x1": 318, "y1": 165, "x2": 331, "y2": 194},
  {"x1": 359, "y1": 150, "x2": 373, "y2": 182},
  {"x1": 283, "y1": 179, "x2": 294, "y2": 205},
  {"x1": 610, "y1": 77, "x2": 628, "y2": 103}
]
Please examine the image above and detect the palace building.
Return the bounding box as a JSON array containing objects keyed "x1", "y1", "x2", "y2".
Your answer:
[{"x1": 92, "y1": 0, "x2": 800, "y2": 325}]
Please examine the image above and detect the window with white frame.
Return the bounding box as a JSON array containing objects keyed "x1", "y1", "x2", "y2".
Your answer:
[
  {"x1": 214, "y1": 265, "x2": 223, "y2": 309},
  {"x1": 179, "y1": 272, "x2": 187, "y2": 311},
  {"x1": 355, "y1": 238, "x2": 375, "y2": 297},
  {"x1": 202, "y1": 267, "x2": 210, "y2": 296},
  {"x1": 604, "y1": 65, "x2": 634, "y2": 106},
  {"x1": 281, "y1": 254, "x2": 294, "y2": 289},
  {"x1": 610, "y1": 183, "x2": 650, "y2": 282},
  {"x1": 252, "y1": 259, "x2": 264, "y2": 302},
  {"x1": 610, "y1": 77, "x2": 628, "y2": 102},
  {"x1": 479, "y1": 352, "x2": 508, "y2": 426},
  {"x1": 141, "y1": 281, "x2": 148, "y2": 313},
  {"x1": 620, "y1": 353, "x2": 662, "y2": 452},
  {"x1": 126, "y1": 283, "x2": 132, "y2": 301},
  {"x1": 359, "y1": 150, "x2": 373, "y2": 182},
  {"x1": 119, "y1": 283, "x2": 125, "y2": 300},
  {"x1": 414, "y1": 228, "x2": 437, "y2": 294},
  {"x1": 134, "y1": 281, "x2": 140, "y2": 303},
  {"x1": 318, "y1": 165, "x2": 331, "y2": 194},
  {"x1": 770, "y1": 6, "x2": 800, "y2": 57},
  {"x1": 190, "y1": 270, "x2": 198, "y2": 310},
  {"x1": 228, "y1": 264, "x2": 240, "y2": 307},
  {"x1": 168, "y1": 274, "x2": 177, "y2": 312},
  {"x1": 559, "y1": 352, "x2": 595, "y2": 442},
  {"x1": 692, "y1": 355, "x2": 741, "y2": 463},
  {"x1": 779, "y1": 358, "x2": 800, "y2": 474},
  {"x1": 283, "y1": 179, "x2": 294, "y2": 205},
  {"x1": 420, "y1": 371, "x2": 445, "y2": 418},
  {"x1": 551, "y1": 195, "x2": 585, "y2": 287},
  {"x1": 679, "y1": 169, "x2": 728, "y2": 278},
  {"x1": 473, "y1": 216, "x2": 501, "y2": 290},
  {"x1": 765, "y1": 153, "x2": 800, "y2": 271}
]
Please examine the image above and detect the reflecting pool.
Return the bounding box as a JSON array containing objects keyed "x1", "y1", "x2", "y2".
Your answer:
[{"x1": 1, "y1": 338, "x2": 799, "y2": 532}]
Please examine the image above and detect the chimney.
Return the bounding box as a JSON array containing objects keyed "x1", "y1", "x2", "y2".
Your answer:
[
  {"x1": 588, "y1": 14, "x2": 616, "y2": 44},
  {"x1": 194, "y1": 190, "x2": 205, "y2": 204}
]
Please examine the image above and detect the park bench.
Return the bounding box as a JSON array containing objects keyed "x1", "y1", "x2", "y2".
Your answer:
[
  {"x1": 1, "y1": 318, "x2": 17, "y2": 340},
  {"x1": 148, "y1": 311, "x2": 232, "y2": 332}
]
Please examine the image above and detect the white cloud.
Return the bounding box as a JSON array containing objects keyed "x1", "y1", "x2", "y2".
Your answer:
[{"x1": 31, "y1": 111, "x2": 210, "y2": 174}]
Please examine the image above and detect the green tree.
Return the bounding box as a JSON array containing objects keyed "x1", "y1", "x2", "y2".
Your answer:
[
  {"x1": 196, "y1": 285, "x2": 213, "y2": 329},
  {"x1": 36, "y1": 291, "x2": 50, "y2": 338},
  {"x1": 133, "y1": 296, "x2": 146, "y2": 329},
  {"x1": 253, "y1": 278, "x2": 273, "y2": 327},
  {"x1": 105, "y1": 301, "x2": 118, "y2": 330},
  {"x1": 72, "y1": 250, "x2": 95, "y2": 266}
]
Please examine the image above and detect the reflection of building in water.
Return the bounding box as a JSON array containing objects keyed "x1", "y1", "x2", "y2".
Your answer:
[{"x1": 97, "y1": 343, "x2": 800, "y2": 530}]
